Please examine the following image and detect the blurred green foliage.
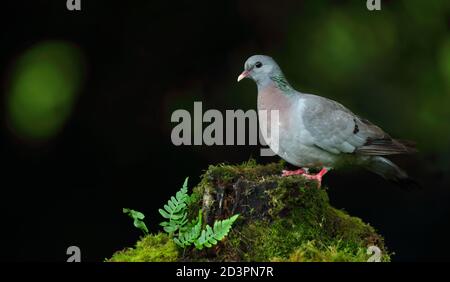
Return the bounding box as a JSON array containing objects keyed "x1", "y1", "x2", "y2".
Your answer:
[
  {"x1": 7, "y1": 41, "x2": 84, "y2": 141},
  {"x1": 273, "y1": 0, "x2": 450, "y2": 153}
]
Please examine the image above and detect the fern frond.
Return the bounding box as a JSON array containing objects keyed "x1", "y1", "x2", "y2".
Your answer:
[
  {"x1": 174, "y1": 210, "x2": 203, "y2": 248},
  {"x1": 194, "y1": 214, "x2": 239, "y2": 250},
  {"x1": 159, "y1": 177, "x2": 239, "y2": 250},
  {"x1": 159, "y1": 177, "x2": 190, "y2": 234}
]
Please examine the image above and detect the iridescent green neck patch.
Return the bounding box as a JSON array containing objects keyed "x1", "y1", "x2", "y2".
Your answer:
[{"x1": 270, "y1": 75, "x2": 292, "y2": 92}]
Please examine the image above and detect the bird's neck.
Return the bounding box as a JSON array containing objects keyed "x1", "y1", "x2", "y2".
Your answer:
[
  {"x1": 257, "y1": 74, "x2": 294, "y2": 94},
  {"x1": 257, "y1": 80, "x2": 298, "y2": 112}
]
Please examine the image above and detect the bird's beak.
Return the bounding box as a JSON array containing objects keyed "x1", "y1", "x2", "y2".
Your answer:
[{"x1": 237, "y1": 70, "x2": 250, "y2": 82}]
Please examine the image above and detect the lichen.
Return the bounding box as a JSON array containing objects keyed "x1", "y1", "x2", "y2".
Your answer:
[{"x1": 108, "y1": 160, "x2": 391, "y2": 262}]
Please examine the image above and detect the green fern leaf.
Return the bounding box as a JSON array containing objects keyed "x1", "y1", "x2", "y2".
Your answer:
[
  {"x1": 163, "y1": 225, "x2": 178, "y2": 233},
  {"x1": 194, "y1": 214, "x2": 239, "y2": 250},
  {"x1": 159, "y1": 177, "x2": 239, "y2": 250},
  {"x1": 173, "y1": 237, "x2": 183, "y2": 247},
  {"x1": 159, "y1": 177, "x2": 190, "y2": 234},
  {"x1": 175, "y1": 210, "x2": 203, "y2": 248},
  {"x1": 158, "y1": 208, "x2": 171, "y2": 219}
]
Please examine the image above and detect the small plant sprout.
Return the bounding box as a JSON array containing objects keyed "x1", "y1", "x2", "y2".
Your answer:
[{"x1": 123, "y1": 208, "x2": 149, "y2": 235}]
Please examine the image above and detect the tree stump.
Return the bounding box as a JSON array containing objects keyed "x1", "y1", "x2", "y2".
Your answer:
[{"x1": 109, "y1": 161, "x2": 390, "y2": 262}]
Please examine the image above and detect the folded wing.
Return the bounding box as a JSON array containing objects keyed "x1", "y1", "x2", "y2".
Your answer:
[{"x1": 301, "y1": 95, "x2": 416, "y2": 156}]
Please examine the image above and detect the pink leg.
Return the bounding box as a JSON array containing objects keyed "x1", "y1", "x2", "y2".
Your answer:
[
  {"x1": 281, "y1": 168, "x2": 306, "y2": 177},
  {"x1": 302, "y1": 168, "x2": 329, "y2": 188},
  {"x1": 282, "y1": 167, "x2": 329, "y2": 188}
]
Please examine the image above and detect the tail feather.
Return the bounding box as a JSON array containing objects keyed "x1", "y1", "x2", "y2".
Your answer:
[{"x1": 365, "y1": 156, "x2": 421, "y2": 190}]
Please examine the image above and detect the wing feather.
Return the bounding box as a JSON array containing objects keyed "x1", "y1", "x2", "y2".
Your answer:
[{"x1": 301, "y1": 94, "x2": 416, "y2": 156}]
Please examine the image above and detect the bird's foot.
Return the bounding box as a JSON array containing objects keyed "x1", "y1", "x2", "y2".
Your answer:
[
  {"x1": 281, "y1": 168, "x2": 306, "y2": 177},
  {"x1": 281, "y1": 167, "x2": 329, "y2": 188},
  {"x1": 302, "y1": 168, "x2": 329, "y2": 188}
]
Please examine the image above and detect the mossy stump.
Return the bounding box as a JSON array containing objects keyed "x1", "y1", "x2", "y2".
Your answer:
[{"x1": 109, "y1": 161, "x2": 390, "y2": 262}]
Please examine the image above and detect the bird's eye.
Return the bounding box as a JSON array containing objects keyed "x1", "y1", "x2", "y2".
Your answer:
[{"x1": 255, "y1": 62, "x2": 262, "y2": 68}]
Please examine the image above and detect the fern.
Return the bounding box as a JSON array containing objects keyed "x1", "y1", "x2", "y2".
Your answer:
[
  {"x1": 194, "y1": 214, "x2": 239, "y2": 250},
  {"x1": 173, "y1": 210, "x2": 203, "y2": 248},
  {"x1": 159, "y1": 177, "x2": 239, "y2": 250},
  {"x1": 159, "y1": 177, "x2": 190, "y2": 234},
  {"x1": 122, "y1": 177, "x2": 239, "y2": 249},
  {"x1": 123, "y1": 208, "x2": 149, "y2": 235}
]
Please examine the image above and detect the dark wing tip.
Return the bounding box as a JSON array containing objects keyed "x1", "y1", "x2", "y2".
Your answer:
[
  {"x1": 356, "y1": 138, "x2": 417, "y2": 156},
  {"x1": 390, "y1": 176, "x2": 423, "y2": 191}
]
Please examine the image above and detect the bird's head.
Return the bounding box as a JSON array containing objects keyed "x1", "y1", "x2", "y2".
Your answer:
[{"x1": 237, "y1": 55, "x2": 282, "y2": 84}]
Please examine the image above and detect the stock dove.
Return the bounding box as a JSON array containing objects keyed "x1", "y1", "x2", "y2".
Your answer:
[{"x1": 237, "y1": 55, "x2": 417, "y2": 188}]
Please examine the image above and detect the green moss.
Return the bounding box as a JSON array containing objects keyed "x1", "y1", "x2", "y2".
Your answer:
[
  {"x1": 220, "y1": 215, "x2": 390, "y2": 262},
  {"x1": 108, "y1": 160, "x2": 391, "y2": 262},
  {"x1": 324, "y1": 207, "x2": 384, "y2": 248},
  {"x1": 271, "y1": 240, "x2": 373, "y2": 262},
  {"x1": 108, "y1": 233, "x2": 179, "y2": 262},
  {"x1": 265, "y1": 175, "x2": 327, "y2": 219},
  {"x1": 212, "y1": 165, "x2": 389, "y2": 262},
  {"x1": 201, "y1": 160, "x2": 285, "y2": 186}
]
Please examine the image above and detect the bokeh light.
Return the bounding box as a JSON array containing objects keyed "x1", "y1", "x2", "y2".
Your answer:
[{"x1": 6, "y1": 41, "x2": 85, "y2": 141}]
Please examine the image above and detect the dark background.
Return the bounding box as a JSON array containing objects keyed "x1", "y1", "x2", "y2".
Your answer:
[{"x1": 1, "y1": 0, "x2": 449, "y2": 262}]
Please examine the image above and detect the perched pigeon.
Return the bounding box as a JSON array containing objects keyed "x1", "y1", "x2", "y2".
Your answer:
[{"x1": 237, "y1": 55, "x2": 417, "y2": 188}]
